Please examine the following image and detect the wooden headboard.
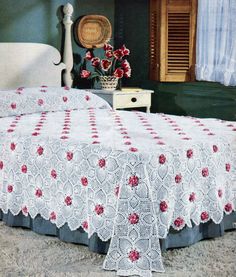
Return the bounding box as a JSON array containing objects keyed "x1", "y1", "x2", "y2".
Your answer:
[{"x1": 0, "y1": 3, "x2": 73, "y2": 90}]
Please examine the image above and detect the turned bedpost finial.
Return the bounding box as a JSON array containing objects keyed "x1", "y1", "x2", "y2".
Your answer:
[{"x1": 63, "y1": 3, "x2": 74, "y2": 88}]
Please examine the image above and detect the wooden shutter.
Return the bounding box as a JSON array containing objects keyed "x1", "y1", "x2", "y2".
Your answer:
[
  {"x1": 150, "y1": 0, "x2": 160, "y2": 80},
  {"x1": 150, "y1": 0, "x2": 197, "y2": 82}
]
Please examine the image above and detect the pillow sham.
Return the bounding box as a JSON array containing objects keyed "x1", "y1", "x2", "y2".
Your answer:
[{"x1": 0, "y1": 86, "x2": 111, "y2": 117}]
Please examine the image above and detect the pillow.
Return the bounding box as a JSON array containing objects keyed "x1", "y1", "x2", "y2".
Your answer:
[{"x1": 0, "y1": 86, "x2": 111, "y2": 117}]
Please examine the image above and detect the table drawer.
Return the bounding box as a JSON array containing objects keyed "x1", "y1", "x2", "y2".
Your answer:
[{"x1": 114, "y1": 93, "x2": 151, "y2": 108}]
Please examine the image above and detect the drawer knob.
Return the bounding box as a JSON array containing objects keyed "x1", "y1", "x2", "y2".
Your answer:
[{"x1": 131, "y1": 97, "x2": 137, "y2": 103}]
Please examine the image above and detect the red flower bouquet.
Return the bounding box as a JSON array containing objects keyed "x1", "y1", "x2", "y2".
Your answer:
[{"x1": 80, "y1": 43, "x2": 131, "y2": 90}]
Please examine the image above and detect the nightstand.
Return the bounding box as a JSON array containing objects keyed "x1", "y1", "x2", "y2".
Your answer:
[{"x1": 89, "y1": 89, "x2": 154, "y2": 113}]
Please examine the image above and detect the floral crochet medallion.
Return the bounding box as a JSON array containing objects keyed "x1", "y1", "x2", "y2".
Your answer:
[
  {"x1": 0, "y1": 86, "x2": 235, "y2": 277},
  {"x1": 80, "y1": 43, "x2": 131, "y2": 90}
]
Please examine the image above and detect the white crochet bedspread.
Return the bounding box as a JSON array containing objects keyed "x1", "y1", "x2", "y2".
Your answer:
[{"x1": 0, "y1": 86, "x2": 235, "y2": 277}]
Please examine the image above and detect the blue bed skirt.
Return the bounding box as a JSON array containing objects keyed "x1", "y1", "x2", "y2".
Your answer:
[{"x1": 0, "y1": 210, "x2": 235, "y2": 253}]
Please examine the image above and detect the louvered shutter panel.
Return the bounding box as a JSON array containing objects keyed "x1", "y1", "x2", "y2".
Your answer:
[
  {"x1": 149, "y1": 0, "x2": 160, "y2": 80},
  {"x1": 150, "y1": 0, "x2": 197, "y2": 82}
]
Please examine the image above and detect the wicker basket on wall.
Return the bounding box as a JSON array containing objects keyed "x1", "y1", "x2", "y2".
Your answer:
[{"x1": 75, "y1": 15, "x2": 112, "y2": 49}]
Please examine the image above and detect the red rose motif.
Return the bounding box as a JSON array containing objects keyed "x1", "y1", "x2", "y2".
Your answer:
[
  {"x1": 128, "y1": 213, "x2": 139, "y2": 224},
  {"x1": 186, "y1": 149, "x2": 193, "y2": 158},
  {"x1": 0, "y1": 161, "x2": 3, "y2": 170},
  {"x1": 65, "y1": 195, "x2": 72, "y2": 206},
  {"x1": 64, "y1": 86, "x2": 70, "y2": 90},
  {"x1": 218, "y1": 189, "x2": 223, "y2": 198},
  {"x1": 22, "y1": 206, "x2": 28, "y2": 215},
  {"x1": 21, "y1": 165, "x2": 27, "y2": 174},
  {"x1": 182, "y1": 137, "x2": 192, "y2": 141},
  {"x1": 11, "y1": 103, "x2": 16, "y2": 109},
  {"x1": 10, "y1": 142, "x2": 16, "y2": 151},
  {"x1": 213, "y1": 145, "x2": 218, "y2": 152},
  {"x1": 104, "y1": 43, "x2": 113, "y2": 51},
  {"x1": 91, "y1": 57, "x2": 100, "y2": 67},
  {"x1": 113, "y1": 68, "x2": 124, "y2": 78},
  {"x1": 85, "y1": 50, "x2": 93, "y2": 60},
  {"x1": 114, "y1": 186, "x2": 120, "y2": 197},
  {"x1": 35, "y1": 188, "x2": 43, "y2": 198},
  {"x1": 81, "y1": 177, "x2": 88, "y2": 187},
  {"x1": 98, "y1": 158, "x2": 106, "y2": 168},
  {"x1": 32, "y1": 132, "x2": 40, "y2": 136},
  {"x1": 129, "y1": 147, "x2": 138, "y2": 152},
  {"x1": 174, "y1": 217, "x2": 185, "y2": 228},
  {"x1": 94, "y1": 204, "x2": 104, "y2": 215},
  {"x1": 7, "y1": 185, "x2": 13, "y2": 193},
  {"x1": 66, "y1": 151, "x2": 73, "y2": 161},
  {"x1": 80, "y1": 70, "x2": 91, "y2": 78},
  {"x1": 113, "y1": 49, "x2": 124, "y2": 60},
  {"x1": 37, "y1": 146, "x2": 44, "y2": 155},
  {"x1": 128, "y1": 175, "x2": 139, "y2": 187},
  {"x1": 82, "y1": 220, "x2": 88, "y2": 230},
  {"x1": 124, "y1": 141, "x2": 131, "y2": 145},
  {"x1": 128, "y1": 250, "x2": 140, "y2": 262},
  {"x1": 224, "y1": 203, "x2": 233, "y2": 213},
  {"x1": 85, "y1": 95, "x2": 90, "y2": 101},
  {"x1": 189, "y1": 192, "x2": 196, "y2": 202},
  {"x1": 7, "y1": 129, "x2": 14, "y2": 133},
  {"x1": 105, "y1": 50, "x2": 113, "y2": 59},
  {"x1": 175, "y1": 174, "x2": 182, "y2": 184},
  {"x1": 201, "y1": 211, "x2": 209, "y2": 221},
  {"x1": 51, "y1": 169, "x2": 57, "y2": 179},
  {"x1": 121, "y1": 45, "x2": 130, "y2": 56},
  {"x1": 160, "y1": 201, "x2": 168, "y2": 212},
  {"x1": 38, "y1": 99, "x2": 44, "y2": 106},
  {"x1": 202, "y1": 167, "x2": 209, "y2": 177},
  {"x1": 101, "y1": 59, "x2": 112, "y2": 71},
  {"x1": 63, "y1": 96, "x2": 68, "y2": 102},
  {"x1": 50, "y1": 211, "x2": 56, "y2": 220},
  {"x1": 159, "y1": 154, "x2": 166, "y2": 164},
  {"x1": 225, "y1": 163, "x2": 231, "y2": 172}
]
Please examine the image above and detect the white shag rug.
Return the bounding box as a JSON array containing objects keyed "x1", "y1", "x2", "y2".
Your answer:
[{"x1": 0, "y1": 222, "x2": 235, "y2": 277}]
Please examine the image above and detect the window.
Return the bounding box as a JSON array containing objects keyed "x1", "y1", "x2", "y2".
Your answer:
[{"x1": 150, "y1": 0, "x2": 197, "y2": 82}]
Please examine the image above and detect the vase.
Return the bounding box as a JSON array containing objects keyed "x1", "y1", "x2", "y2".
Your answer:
[{"x1": 99, "y1": 76, "x2": 118, "y2": 91}]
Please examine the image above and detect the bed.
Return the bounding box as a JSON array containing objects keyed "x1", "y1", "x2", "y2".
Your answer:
[{"x1": 0, "y1": 3, "x2": 235, "y2": 277}]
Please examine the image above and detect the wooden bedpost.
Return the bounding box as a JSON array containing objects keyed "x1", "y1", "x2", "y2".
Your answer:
[{"x1": 63, "y1": 3, "x2": 74, "y2": 87}]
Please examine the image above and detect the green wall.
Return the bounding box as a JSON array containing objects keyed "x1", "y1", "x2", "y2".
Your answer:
[{"x1": 0, "y1": 0, "x2": 114, "y2": 46}]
